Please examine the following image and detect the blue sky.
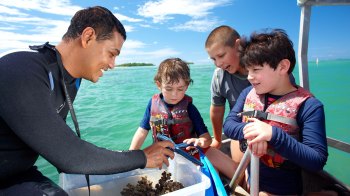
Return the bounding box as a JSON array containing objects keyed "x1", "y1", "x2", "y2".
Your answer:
[{"x1": 1, "y1": 0, "x2": 349, "y2": 65}]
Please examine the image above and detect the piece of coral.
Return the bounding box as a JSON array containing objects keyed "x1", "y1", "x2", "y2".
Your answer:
[{"x1": 121, "y1": 171, "x2": 184, "y2": 196}]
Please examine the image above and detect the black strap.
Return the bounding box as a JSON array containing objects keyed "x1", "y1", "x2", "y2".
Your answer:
[
  {"x1": 54, "y1": 48, "x2": 90, "y2": 196},
  {"x1": 150, "y1": 117, "x2": 190, "y2": 126},
  {"x1": 55, "y1": 50, "x2": 81, "y2": 137},
  {"x1": 237, "y1": 110, "x2": 298, "y2": 127}
]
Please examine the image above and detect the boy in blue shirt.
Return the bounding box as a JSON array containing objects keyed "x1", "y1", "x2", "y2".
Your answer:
[{"x1": 130, "y1": 57, "x2": 236, "y2": 180}]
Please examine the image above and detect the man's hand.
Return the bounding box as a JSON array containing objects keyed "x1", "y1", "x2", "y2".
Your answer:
[{"x1": 143, "y1": 141, "x2": 174, "y2": 169}]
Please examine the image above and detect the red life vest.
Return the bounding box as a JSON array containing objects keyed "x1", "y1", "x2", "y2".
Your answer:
[
  {"x1": 243, "y1": 86, "x2": 313, "y2": 169},
  {"x1": 150, "y1": 94, "x2": 195, "y2": 144}
]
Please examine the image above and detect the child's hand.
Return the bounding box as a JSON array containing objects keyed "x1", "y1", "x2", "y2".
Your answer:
[
  {"x1": 243, "y1": 118, "x2": 272, "y2": 145},
  {"x1": 183, "y1": 138, "x2": 206, "y2": 149},
  {"x1": 183, "y1": 138, "x2": 200, "y2": 146},
  {"x1": 183, "y1": 133, "x2": 211, "y2": 149},
  {"x1": 250, "y1": 141, "x2": 267, "y2": 157}
]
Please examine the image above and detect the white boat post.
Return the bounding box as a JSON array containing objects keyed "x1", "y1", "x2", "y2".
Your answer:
[
  {"x1": 250, "y1": 153, "x2": 260, "y2": 195},
  {"x1": 297, "y1": 0, "x2": 350, "y2": 90},
  {"x1": 228, "y1": 148, "x2": 260, "y2": 195},
  {"x1": 228, "y1": 148, "x2": 251, "y2": 191}
]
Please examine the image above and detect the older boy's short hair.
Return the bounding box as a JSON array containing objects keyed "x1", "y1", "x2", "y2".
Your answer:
[
  {"x1": 205, "y1": 25, "x2": 240, "y2": 48},
  {"x1": 62, "y1": 6, "x2": 126, "y2": 41},
  {"x1": 239, "y1": 29, "x2": 296, "y2": 74}
]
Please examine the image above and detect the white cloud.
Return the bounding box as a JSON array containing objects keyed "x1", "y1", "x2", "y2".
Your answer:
[
  {"x1": 0, "y1": 5, "x2": 27, "y2": 16},
  {"x1": 146, "y1": 48, "x2": 180, "y2": 57},
  {"x1": 0, "y1": 32, "x2": 33, "y2": 51},
  {"x1": 118, "y1": 40, "x2": 181, "y2": 65},
  {"x1": 113, "y1": 13, "x2": 142, "y2": 32},
  {"x1": 123, "y1": 40, "x2": 147, "y2": 49},
  {"x1": 0, "y1": 14, "x2": 68, "y2": 27},
  {"x1": 0, "y1": 0, "x2": 78, "y2": 53},
  {"x1": 0, "y1": 25, "x2": 18, "y2": 31},
  {"x1": 0, "y1": 15, "x2": 69, "y2": 51},
  {"x1": 139, "y1": 24, "x2": 151, "y2": 28},
  {"x1": 0, "y1": 0, "x2": 81, "y2": 16},
  {"x1": 114, "y1": 13, "x2": 143, "y2": 23},
  {"x1": 118, "y1": 48, "x2": 181, "y2": 65},
  {"x1": 170, "y1": 18, "x2": 220, "y2": 32},
  {"x1": 124, "y1": 25, "x2": 135, "y2": 33},
  {"x1": 137, "y1": 0, "x2": 231, "y2": 23}
]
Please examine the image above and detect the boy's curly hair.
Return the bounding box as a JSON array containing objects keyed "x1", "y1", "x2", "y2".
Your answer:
[
  {"x1": 154, "y1": 58, "x2": 193, "y2": 86},
  {"x1": 239, "y1": 29, "x2": 296, "y2": 74}
]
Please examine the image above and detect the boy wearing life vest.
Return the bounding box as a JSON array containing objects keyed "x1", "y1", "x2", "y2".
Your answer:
[
  {"x1": 130, "y1": 58, "x2": 236, "y2": 180},
  {"x1": 223, "y1": 29, "x2": 328, "y2": 195}
]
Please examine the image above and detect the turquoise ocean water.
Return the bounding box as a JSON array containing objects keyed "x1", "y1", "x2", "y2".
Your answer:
[{"x1": 36, "y1": 59, "x2": 350, "y2": 186}]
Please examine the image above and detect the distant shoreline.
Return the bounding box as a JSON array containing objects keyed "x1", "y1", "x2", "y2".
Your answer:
[{"x1": 118, "y1": 63, "x2": 155, "y2": 67}]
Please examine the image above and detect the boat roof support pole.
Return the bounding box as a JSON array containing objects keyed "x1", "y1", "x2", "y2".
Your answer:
[
  {"x1": 297, "y1": 4, "x2": 311, "y2": 90},
  {"x1": 229, "y1": 149, "x2": 251, "y2": 191},
  {"x1": 250, "y1": 153, "x2": 260, "y2": 195}
]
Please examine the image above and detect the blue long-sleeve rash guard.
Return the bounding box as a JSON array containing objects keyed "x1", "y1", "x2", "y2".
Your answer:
[
  {"x1": 223, "y1": 86, "x2": 328, "y2": 194},
  {"x1": 0, "y1": 44, "x2": 146, "y2": 181}
]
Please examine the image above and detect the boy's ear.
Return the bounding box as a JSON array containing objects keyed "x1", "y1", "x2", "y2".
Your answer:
[
  {"x1": 278, "y1": 59, "x2": 291, "y2": 74},
  {"x1": 156, "y1": 81, "x2": 162, "y2": 90},
  {"x1": 81, "y1": 27, "x2": 96, "y2": 48},
  {"x1": 234, "y1": 38, "x2": 240, "y2": 49}
]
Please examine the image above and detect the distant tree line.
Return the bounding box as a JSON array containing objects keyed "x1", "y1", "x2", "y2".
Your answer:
[{"x1": 117, "y1": 62, "x2": 155, "y2": 67}]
